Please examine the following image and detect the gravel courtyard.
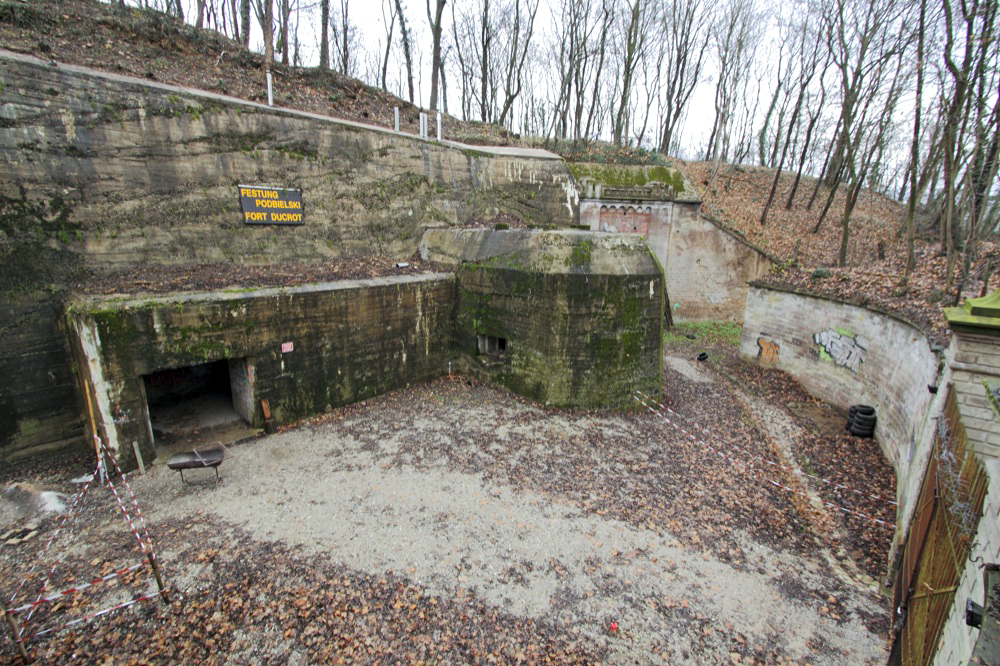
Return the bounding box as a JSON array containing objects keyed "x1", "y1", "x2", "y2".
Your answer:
[{"x1": 1, "y1": 342, "x2": 895, "y2": 664}]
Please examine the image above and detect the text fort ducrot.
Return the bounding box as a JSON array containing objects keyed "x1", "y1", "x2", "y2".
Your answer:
[{"x1": 239, "y1": 186, "x2": 304, "y2": 224}]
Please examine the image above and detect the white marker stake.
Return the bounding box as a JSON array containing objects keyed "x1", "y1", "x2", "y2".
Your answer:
[
  {"x1": 132, "y1": 441, "x2": 146, "y2": 475},
  {"x1": 266, "y1": 70, "x2": 273, "y2": 107}
]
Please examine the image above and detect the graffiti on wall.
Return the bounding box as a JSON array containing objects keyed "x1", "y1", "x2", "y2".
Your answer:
[
  {"x1": 757, "y1": 336, "x2": 780, "y2": 364},
  {"x1": 814, "y1": 328, "x2": 868, "y2": 372}
]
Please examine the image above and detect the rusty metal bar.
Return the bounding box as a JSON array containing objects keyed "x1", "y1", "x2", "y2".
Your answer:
[{"x1": 2, "y1": 598, "x2": 31, "y2": 663}]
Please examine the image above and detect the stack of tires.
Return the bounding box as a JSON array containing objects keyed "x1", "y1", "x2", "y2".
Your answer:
[{"x1": 847, "y1": 405, "x2": 876, "y2": 438}]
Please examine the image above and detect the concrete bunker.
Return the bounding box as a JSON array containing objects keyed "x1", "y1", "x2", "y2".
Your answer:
[
  {"x1": 422, "y1": 229, "x2": 665, "y2": 409},
  {"x1": 67, "y1": 230, "x2": 664, "y2": 470},
  {"x1": 142, "y1": 358, "x2": 256, "y2": 455},
  {"x1": 67, "y1": 273, "x2": 457, "y2": 470}
]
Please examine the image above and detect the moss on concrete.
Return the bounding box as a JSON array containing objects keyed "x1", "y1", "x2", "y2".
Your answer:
[{"x1": 567, "y1": 163, "x2": 687, "y2": 193}]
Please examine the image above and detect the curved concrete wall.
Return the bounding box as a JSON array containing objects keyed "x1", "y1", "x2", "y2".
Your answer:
[{"x1": 740, "y1": 285, "x2": 941, "y2": 532}]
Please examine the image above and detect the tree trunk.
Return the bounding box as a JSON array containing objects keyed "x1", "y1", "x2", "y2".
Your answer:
[
  {"x1": 903, "y1": 0, "x2": 926, "y2": 280},
  {"x1": 264, "y1": 0, "x2": 273, "y2": 69},
  {"x1": 479, "y1": 0, "x2": 491, "y2": 122},
  {"x1": 612, "y1": 0, "x2": 643, "y2": 146},
  {"x1": 395, "y1": 0, "x2": 415, "y2": 103},
  {"x1": 276, "y1": 0, "x2": 290, "y2": 66},
  {"x1": 381, "y1": 6, "x2": 395, "y2": 90},
  {"x1": 427, "y1": 0, "x2": 447, "y2": 112},
  {"x1": 240, "y1": 0, "x2": 250, "y2": 47},
  {"x1": 320, "y1": 0, "x2": 330, "y2": 69}
]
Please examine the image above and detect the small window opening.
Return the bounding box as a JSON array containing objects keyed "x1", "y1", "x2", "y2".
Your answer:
[{"x1": 477, "y1": 334, "x2": 507, "y2": 356}]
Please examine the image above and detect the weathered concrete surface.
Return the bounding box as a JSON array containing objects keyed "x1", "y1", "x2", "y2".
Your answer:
[
  {"x1": 0, "y1": 49, "x2": 576, "y2": 269},
  {"x1": 739, "y1": 284, "x2": 941, "y2": 567},
  {"x1": 0, "y1": 49, "x2": 578, "y2": 459},
  {"x1": 575, "y1": 163, "x2": 772, "y2": 322},
  {"x1": 67, "y1": 274, "x2": 455, "y2": 468},
  {"x1": 661, "y1": 212, "x2": 773, "y2": 322},
  {"x1": 422, "y1": 229, "x2": 663, "y2": 408}
]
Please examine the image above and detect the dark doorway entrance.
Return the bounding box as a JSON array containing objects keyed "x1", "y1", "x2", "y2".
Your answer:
[{"x1": 143, "y1": 359, "x2": 257, "y2": 457}]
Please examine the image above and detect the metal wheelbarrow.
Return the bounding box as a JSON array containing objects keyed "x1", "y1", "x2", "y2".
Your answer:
[{"x1": 166, "y1": 444, "x2": 226, "y2": 485}]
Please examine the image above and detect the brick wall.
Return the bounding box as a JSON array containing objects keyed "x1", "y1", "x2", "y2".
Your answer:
[{"x1": 948, "y1": 333, "x2": 1000, "y2": 459}]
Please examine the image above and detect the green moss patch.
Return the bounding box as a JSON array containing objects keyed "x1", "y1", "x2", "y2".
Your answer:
[{"x1": 567, "y1": 163, "x2": 686, "y2": 193}]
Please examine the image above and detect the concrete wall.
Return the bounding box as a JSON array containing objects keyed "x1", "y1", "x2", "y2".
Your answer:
[
  {"x1": 0, "y1": 50, "x2": 578, "y2": 460},
  {"x1": 740, "y1": 285, "x2": 941, "y2": 538},
  {"x1": 581, "y1": 201, "x2": 773, "y2": 322},
  {"x1": 68, "y1": 274, "x2": 455, "y2": 469},
  {"x1": 424, "y1": 229, "x2": 664, "y2": 408}
]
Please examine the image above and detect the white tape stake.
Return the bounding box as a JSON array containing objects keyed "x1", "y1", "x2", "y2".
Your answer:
[
  {"x1": 266, "y1": 69, "x2": 273, "y2": 107},
  {"x1": 132, "y1": 441, "x2": 146, "y2": 475}
]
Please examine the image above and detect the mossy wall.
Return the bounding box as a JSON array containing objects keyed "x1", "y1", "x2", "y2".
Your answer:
[
  {"x1": 68, "y1": 275, "x2": 455, "y2": 468},
  {"x1": 435, "y1": 230, "x2": 664, "y2": 409},
  {"x1": 0, "y1": 50, "x2": 578, "y2": 460}
]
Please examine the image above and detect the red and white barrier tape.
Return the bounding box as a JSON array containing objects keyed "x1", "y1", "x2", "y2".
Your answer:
[
  {"x1": 9, "y1": 436, "x2": 164, "y2": 643},
  {"x1": 24, "y1": 589, "x2": 165, "y2": 640},
  {"x1": 8, "y1": 469, "x2": 98, "y2": 606},
  {"x1": 633, "y1": 393, "x2": 894, "y2": 530},
  {"x1": 7, "y1": 563, "x2": 147, "y2": 614},
  {"x1": 635, "y1": 390, "x2": 897, "y2": 507},
  {"x1": 99, "y1": 439, "x2": 153, "y2": 549}
]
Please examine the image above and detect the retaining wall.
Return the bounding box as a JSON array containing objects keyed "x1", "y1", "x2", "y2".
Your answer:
[
  {"x1": 581, "y1": 202, "x2": 773, "y2": 322},
  {"x1": 740, "y1": 284, "x2": 941, "y2": 540},
  {"x1": 0, "y1": 49, "x2": 577, "y2": 459}
]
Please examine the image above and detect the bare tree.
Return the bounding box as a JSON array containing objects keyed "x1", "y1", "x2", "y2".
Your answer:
[
  {"x1": 396, "y1": 0, "x2": 415, "y2": 103},
  {"x1": 811, "y1": 0, "x2": 911, "y2": 249},
  {"x1": 940, "y1": 0, "x2": 999, "y2": 289},
  {"x1": 656, "y1": 0, "x2": 711, "y2": 154},
  {"x1": 611, "y1": 0, "x2": 649, "y2": 145},
  {"x1": 497, "y1": 0, "x2": 539, "y2": 127},
  {"x1": 902, "y1": 0, "x2": 927, "y2": 279},
  {"x1": 761, "y1": 12, "x2": 824, "y2": 224},
  {"x1": 330, "y1": 0, "x2": 353, "y2": 75},
  {"x1": 427, "y1": 0, "x2": 447, "y2": 112},
  {"x1": 380, "y1": 0, "x2": 398, "y2": 90},
  {"x1": 240, "y1": 0, "x2": 250, "y2": 46},
  {"x1": 320, "y1": 0, "x2": 330, "y2": 69},
  {"x1": 785, "y1": 52, "x2": 830, "y2": 208},
  {"x1": 704, "y1": 0, "x2": 763, "y2": 193},
  {"x1": 451, "y1": 0, "x2": 537, "y2": 126}
]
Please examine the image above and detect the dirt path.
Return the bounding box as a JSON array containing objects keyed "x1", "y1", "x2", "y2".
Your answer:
[{"x1": 1, "y1": 353, "x2": 892, "y2": 664}]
